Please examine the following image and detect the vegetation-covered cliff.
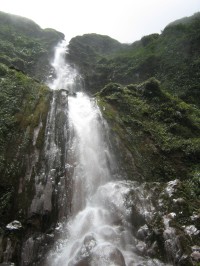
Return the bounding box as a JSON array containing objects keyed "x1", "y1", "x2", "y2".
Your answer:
[
  {"x1": 67, "y1": 13, "x2": 200, "y2": 265},
  {"x1": 0, "y1": 11, "x2": 64, "y2": 81},
  {"x1": 0, "y1": 11, "x2": 65, "y2": 264},
  {"x1": 67, "y1": 12, "x2": 200, "y2": 195},
  {"x1": 0, "y1": 10, "x2": 199, "y2": 266},
  {"x1": 67, "y1": 13, "x2": 200, "y2": 106}
]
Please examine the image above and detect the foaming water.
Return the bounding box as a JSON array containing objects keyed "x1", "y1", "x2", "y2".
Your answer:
[
  {"x1": 49, "y1": 40, "x2": 78, "y2": 92},
  {"x1": 46, "y1": 41, "x2": 168, "y2": 266},
  {"x1": 68, "y1": 92, "x2": 116, "y2": 213}
]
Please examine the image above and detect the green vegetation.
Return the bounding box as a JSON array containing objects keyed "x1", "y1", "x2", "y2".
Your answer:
[
  {"x1": 0, "y1": 10, "x2": 199, "y2": 265},
  {"x1": 0, "y1": 64, "x2": 51, "y2": 224},
  {"x1": 0, "y1": 11, "x2": 64, "y2": 81},
  {"x1": 68, "y1": 13, "x2": 200, "y2": 106},
  {"x1": 66, "y1": 18, "x2": 200, "y2": 246},
  {"x1": 97, "y1": 79, "x2": 200, "y2": 190},
  {"x1": 67, "y1": 12, "x2": 200, "y2": 204},
  {"x1": 97, "y1": 79, "x2": 200, "y2": 263},
  {"x1": 0, "y1": 11, "x2": 60, "y2": 226}
]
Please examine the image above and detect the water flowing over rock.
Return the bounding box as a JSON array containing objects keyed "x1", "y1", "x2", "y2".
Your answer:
[
  {"x1": 0, "y1": 11, "x2": 200, "y2": 265},
  {"x1": 1, "y1": 40, "x2": 198, "y2": 266},
  {"x1": 42, "y1": 42, "x2": 170, "y2": 266}
]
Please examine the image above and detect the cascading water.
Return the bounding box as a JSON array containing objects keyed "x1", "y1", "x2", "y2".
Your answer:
[{"x1": 45, "y1": 41, "x2": 170, "y2": 266}]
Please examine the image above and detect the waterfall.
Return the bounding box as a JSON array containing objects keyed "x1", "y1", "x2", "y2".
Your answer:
[{"x1": 44, "y1": 41, "x2": 169, "y2": 266}]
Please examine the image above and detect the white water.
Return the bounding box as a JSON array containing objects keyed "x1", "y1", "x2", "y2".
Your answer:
[
  {"x1": 49, "y1": 41, "x2": 78, "y2": 92},
  {"x1": 47, "y1": 41, "x2": 167, "y2": 266},
  {"x1": 68, "y1": 92, "x2": 117, "y2": 214}
]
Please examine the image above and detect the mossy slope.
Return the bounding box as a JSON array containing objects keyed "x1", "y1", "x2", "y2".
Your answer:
[
  {"x1": 97, "y1": 79, "x2": 200, "y2": 264},
  {"x1": 0, "y1": 12, "x2": 60, "y2": 263},
  {"x1": 67, "y1": 13, "x2": 200, "y2": 107},
  {"x1": 0, "y1": 64, "x2": 51, "y2": 223},
  {"x1": 0, "y1": 11, "x2": 64, "y2": 81}
]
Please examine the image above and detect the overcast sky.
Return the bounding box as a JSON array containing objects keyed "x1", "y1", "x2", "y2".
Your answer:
[{"x1": 0, "y1": 0, "x2": 199, "y2": 43}]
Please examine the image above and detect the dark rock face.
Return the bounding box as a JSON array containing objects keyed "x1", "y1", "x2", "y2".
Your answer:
[
  {"x1": 90, "y1": 244, "x2": 126, "y2": 266},
  {"x1": 112, "y1": 180, "x2": 198, "y2": 266},
  {"x1": 0, "y1": 12, "x2": 67, "y2": 265},
  {"x1": 0, "y1": 90, "x2": 72, "y2": 265},
  {"x1": 68, "y1": 242, "x2": 126, "y2": 266}
]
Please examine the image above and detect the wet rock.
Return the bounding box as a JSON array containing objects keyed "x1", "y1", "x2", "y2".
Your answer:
[
  {"x1": 165, "y1": 179, "x2": 181, "y2": 197},
  {"x1": 68, "y1": 257, "x2": 90, "y2": 266},
  {"x1": 0, "y1": 262, "x2": 15, "y2": 266},
  {"x1": 173, "y1": 198, "x2": 186, "y2": 206},
  {"x1": 147, "y1": 241, "x2": 159, "y2": 257},
  {"x1": 68, "y1": 235, "x2": 96, "y2": 266},
  {"x1": 164, "y1": 238, "x2": 177, "y2": 263},
  {"x1": 6, "y1": 221, "x2": 22, "y2": 231},
  {"x1": 90, "y1": 244, "x2": 125, "y2": 266},
  {"x1": 192, "y1": 245, "x2": 200, "y2": 251},
  {"x1": 3, "y1": 238, "x2": 13, "y2": 263},
  {"x1": 178, "y1": 254, "x2": 193, "y2": 266},
  {"x1": 21, "y1": 233, "x2": 55, "y2": 266},
  {"x1": 191, "y1": 213, "x2": 200, "y2": 222},
  {"x1": 191, "y1": 251, "x2": 200, "y2": 262},
  {"x1": 190, "y1": 246, "x2": 200, "y2": 263},
  {"x1": 83, "y1": 234, "x2": 96, "y2": 252},
  {"x1": 0, "y1": 231, "x2": 22, "y2": 265},
  {"x1": 183, "y1": 225, "x2": 200, "y2": 237},
  {"x1": 136, "y1": 224, "x2": 149, "y2": 240},
  {"x1": 135, "y1": 241, "x2": 147, "y2": 255}
]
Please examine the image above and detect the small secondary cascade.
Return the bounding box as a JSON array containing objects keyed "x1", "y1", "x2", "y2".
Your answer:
[
  {"x1": 28, "y1": 41, "x2": 76, "y2": 217},
  {"x1": 46, "y1": 41, "x2": 168, "y2": 266}
]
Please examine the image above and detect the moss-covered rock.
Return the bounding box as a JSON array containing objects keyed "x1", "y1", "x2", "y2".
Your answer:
[
  {"x1": 97, "y1": 78, "x2": 200, "y2": 185},
  {"x1": 0, "y1": 66, "x2": 51, "y2": 225},
  {"x1": 67, "y1": 13, "x2": 200, "y2": 107},
  {"x1": 0, "y1": 11, "x2": 64, "y2": 82}
]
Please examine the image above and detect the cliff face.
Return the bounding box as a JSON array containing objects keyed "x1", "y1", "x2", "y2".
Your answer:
[
  {"x1": 67, "y1": 13, "x2": 200, "y2": 265},
  {"x1": 0, "y1": 11, "x2": 67, "y2": 264},
  {"x1": 67, "y1": 13, "x2": 200, "y2": 106},
  {"x1": 0, "y1": 10, "x2": 200, "y2": 265},
  {"x1": 95, "y1": 81, "x2": 200, "y2": 265},
  {"x1": 0, "y1": 11, "x2": 64, "y2": 81},
  {"x1": 66, "y1": 12, "x2": 200, "y2": 203}
]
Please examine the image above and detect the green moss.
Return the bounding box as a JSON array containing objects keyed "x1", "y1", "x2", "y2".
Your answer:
[
  {"x1": 68, "y1": 13, "x2": 200, "y2": 107},
  {"x1": 0, "y1": 66, "x2": 51, "y2": 225},
  {"x1": 0, "y1": 11, "x2": 64, "y2": 82},
  {"x1": 0, "y1": 63, "x2": 8, "y2": 75},
  {"x1": 98, "y1": 78, "x2": 200, "y2": 183}
]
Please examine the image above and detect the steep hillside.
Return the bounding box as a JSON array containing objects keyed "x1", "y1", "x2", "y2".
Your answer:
[
  {"x1": 0, "y1": 11, "x2": 64, "y2": 81},
  {"x1": 67, "y1": 13, "x2": 200, "y2": 106},
  {"x1": 0, "y1": 12, "x2": 65, "y2": 264},
  {"x1": 0, "y1": 10, "x2": 199, "y2": 265},
  {"x1": 0, "y1": 64, "x2": 51, "y2": 222},
  {"x1": 96, "y1": 79, "x2": 200, "y2": 266},
  {"x1": 67, "y1": 14, "x2": 200, "y2": 265},
  {"x1": 97, "y1": 79, "x2": 200, "y2": 185}
]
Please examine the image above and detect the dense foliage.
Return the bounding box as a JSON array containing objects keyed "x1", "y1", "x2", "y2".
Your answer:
[
  {"x1": 0, "y1": 64, "x2": 51, "y2": 224},
  {"x1": 0, "y1": 11, "x2": 63, "y2": 227},
  {"x1": 67, "y1": 12, "x2": 200, "y2": 196},
  {"x1": 67, "y1": 15, "x2": 200, "y2": 255},
  {"x1": 68, "y1": 13, "x2": 200, "y2": 107},
  {"x1": 0, "y1": 11, "x2": 64, "y2": 81},
  {"x1": 97, "y1": 79, "x2": 200, "y2": 192},
  {"x1": 0, "y1": 10, "x2": 200, "y2": 265}
]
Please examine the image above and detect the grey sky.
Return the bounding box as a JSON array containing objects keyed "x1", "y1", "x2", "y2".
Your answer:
[{"x1": 0, "y1": 0, "x2": 199, "y2": 43}]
